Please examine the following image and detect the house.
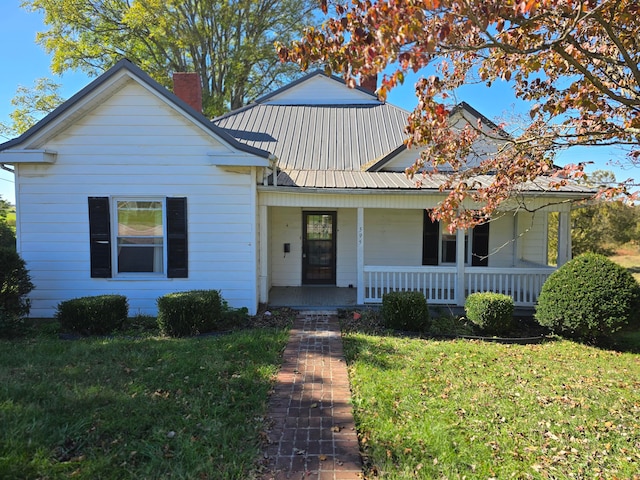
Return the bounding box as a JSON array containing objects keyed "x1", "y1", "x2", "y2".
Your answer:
[{"x1": 0, "y1": 59, "x2": 592, "y2": 317}]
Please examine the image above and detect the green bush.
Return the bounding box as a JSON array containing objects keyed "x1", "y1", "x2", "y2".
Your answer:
[
  {"x1": 381, "y1": 291, "x2": 430, "y2": 332},
  {"x1": 535, "y1": 253, "x2": 640, "y2": 341},
  {"x1": 465, "y1": 292, "x2": 514, "y2": 335},
  {"x1": 0, "y1": 248, "x2": 34, "y2": 337},
  {"x1": 0, "y1": 222, "x2": 16, "y2": 251},
  {"x1": 157, "y1": 290, "x2": 223, "y2": 337},
  {"x1": 56, "y1": 295, "x2": 129, "y2": 335}
]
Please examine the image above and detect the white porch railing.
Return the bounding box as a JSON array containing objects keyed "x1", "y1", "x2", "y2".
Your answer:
[
  {"x1": 465, "y1": 267, "x2": 555, "y2": 306},
  {"x1": 364, "y1": 266, "x2": 458, "y2": 304},
  {"x1": 363, "y1": 266, "x2": 555, "y2": 307}
]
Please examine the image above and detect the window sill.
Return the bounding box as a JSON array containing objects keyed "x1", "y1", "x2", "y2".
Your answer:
[{"x1": 108, "y1": 275, "x2": 171, "y2": 281}]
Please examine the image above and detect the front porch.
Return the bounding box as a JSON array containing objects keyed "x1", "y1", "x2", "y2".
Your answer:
[
  {"x1": 268, "y1": 286, "x2": 358, "y2": 309},
  {"x1": 267, "y1": 267, "x2": 554, "y2": 310},
  {"x1": 259, "y1": 202, "x2": 572, "y2": 311}
]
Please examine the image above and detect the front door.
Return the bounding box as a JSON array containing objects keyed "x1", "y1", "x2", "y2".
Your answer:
[{"x1": 302, "y1": 212, "x2": 336, "y2": 284}]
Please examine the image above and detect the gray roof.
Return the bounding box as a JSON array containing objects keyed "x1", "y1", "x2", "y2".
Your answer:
[
  {"x1": 273, "y1": 170, "x2": 595, "y2": 193},
  {"x1": 214, "y1": 102, "x2": 410, "y2": 171}
]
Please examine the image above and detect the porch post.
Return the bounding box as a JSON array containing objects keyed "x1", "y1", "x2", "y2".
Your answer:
[
  {"x1": 259, "y1": 205, "x2": 269, "y2": 303},
  {"x1": 456, "y1": 228, "x2": 466, "y2": 306},
  {"x1": 357, "y1": 207, "x2": 365, "y2": 304},
  {"x1": 557, "y1": 210, "x2": 571, "y2": 266}
]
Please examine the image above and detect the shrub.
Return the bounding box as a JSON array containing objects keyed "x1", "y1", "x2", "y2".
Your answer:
[
  {"x1": 157, "y1": 290, "x2": 223, "y2": 337},
  {"x1": 0, "y1": 222, "x2": 16, "y2": 251},
  {"x1": 465, "y1": 292, "x2": 514, "y2": 335},
  {"x1": 535, "y1": 253, "x2": 640, "y2": 341},
  {"x1": 56, "y1": 295, "x2": 129, "y2": 335},
  {"x1": 0, "y1": 248, "x2": 34, "y2": 337},
  {"x1": 381, "y1": 291, "x2": 430, "y2": 332}
]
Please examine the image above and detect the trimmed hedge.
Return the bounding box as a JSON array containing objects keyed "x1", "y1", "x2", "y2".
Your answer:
[
  {"x1": 56, "y1": 294, "x2": 129, "y2": 335},
  {"x1": 465, "y1": 292, "x2": 514, "y2": 335},
  {"x1": 381, "y1": 291, "x2": 430, "y2": 332},
  {"x1": 535, "y1": 253, "x2": 640, "y2": 340},
  {"x1": 157, "y1": 290, "x2": 223, "y2": 337}
]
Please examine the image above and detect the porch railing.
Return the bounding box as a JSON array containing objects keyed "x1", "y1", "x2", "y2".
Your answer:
[
  {"x1": 363, "y1": 266, "x2": 555, "y2": 306},
  {"x1": 364, "y1": 266, "x2": 457, "y2": 304},
  {"x1": 465, "y1": 267, "x2": 555, "y2": 306}
]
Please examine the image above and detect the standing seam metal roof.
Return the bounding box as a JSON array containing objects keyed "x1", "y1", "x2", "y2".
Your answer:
[{"x1": 214, "y1": 103, "x2": 410, "y2": 171}]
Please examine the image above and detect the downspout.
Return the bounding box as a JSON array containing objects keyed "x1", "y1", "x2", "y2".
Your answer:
[{"x1": 1, "y1": 163, "x2": 14, "y2": 173}]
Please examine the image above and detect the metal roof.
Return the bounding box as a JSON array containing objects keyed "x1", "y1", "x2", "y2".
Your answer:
[
  {"x1": 274, "y1": 169, "x2": 594, "y2": 193},
  {"x1": 214, "y1": 102, "x2": 410, "y2": 171}
]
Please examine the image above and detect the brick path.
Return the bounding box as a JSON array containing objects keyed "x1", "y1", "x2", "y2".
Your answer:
[{"x1": 259, "y1": 311, "x2": 363, "y2": 480}]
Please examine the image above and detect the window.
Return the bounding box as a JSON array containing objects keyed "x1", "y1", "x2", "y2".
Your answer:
[
  {"x1": 88, "y1": 197, "x2": 188, "y2": 278},
  {"x1": 422, "y1": 210, "x2": 488, "y2": 266},
  {"x1": 117, "y1": 200, "x2": 164, "y2": 273}
]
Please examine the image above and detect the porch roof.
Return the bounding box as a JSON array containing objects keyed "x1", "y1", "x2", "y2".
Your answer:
[{"x1": 273, "y1": 169, "x2": 595, "y2": 194}]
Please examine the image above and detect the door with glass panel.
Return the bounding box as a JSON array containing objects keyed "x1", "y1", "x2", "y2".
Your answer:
[{"x1": 302, "y1": 212, "x2": 336, "y2": 284}]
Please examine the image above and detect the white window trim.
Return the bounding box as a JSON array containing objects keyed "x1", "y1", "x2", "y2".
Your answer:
[{"x1": 111, "y1": 196, "x2": 168, "y2": 278}]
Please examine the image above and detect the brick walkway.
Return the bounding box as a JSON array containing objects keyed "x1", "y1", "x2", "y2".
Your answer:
[{"x1": 259, "y1": 311, "x2": 363, "y2": 480}]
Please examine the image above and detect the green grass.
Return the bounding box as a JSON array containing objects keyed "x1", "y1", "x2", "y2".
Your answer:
[
  {"x1": 609, "y1": 244, "x2": 640, "y2": 283},
  {"x1": 344, "y1": 334, "x2": 640, "y2": 479},
  {"x1": 6, "y1": 211, "x2": 15, "y2": 228},
  {"x1": 0, "y1": 328, "x2": 289, "y2": 479}
]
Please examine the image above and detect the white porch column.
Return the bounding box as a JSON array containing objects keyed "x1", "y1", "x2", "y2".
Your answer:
[
  {"x1": 357, "y1": 207, "x2": 365, "y2": 304},
  {"x1": 258, "y1": 205, "x2": 269, "y2": 303},
  {"x1": 557, "y1": 210, "x2": 571, "y2": 266},
  {"x1": 456, "y1": 228, "x2": 466, "y2": 306}
]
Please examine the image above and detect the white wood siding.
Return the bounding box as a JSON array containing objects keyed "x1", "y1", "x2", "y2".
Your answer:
[
  {"x1": 336, "y1": 209, "x2": 357, "y2": 287},
  {"x1": 270, "y1": 207, "x2": 302, "y2": 286},
  {"x1": 517, "y1": 211, "x2": 548, "y2": 266},
  {"x1": 15, "y1": 80, "x2": 260, "y2": 317},
  {"x1": 364, "y1": 209, "x2": 423, "y2": 265},
  {"x1": 263, "y1": 75, "x2": 378, "y2": 105},
  {"x1": 487, "y1": 214, "x2": 516, "y2": 268}
]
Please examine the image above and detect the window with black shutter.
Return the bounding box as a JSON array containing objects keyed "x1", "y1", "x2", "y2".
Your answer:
[
  {"x1": 166, "y1": 197, "x2": 188, "y2": 278},
  {"x1": 88, "y1": 197, "x2": 112, "y2": 278},
  {"x1": 422, "y1": 210, "x2": 439, "y2": 266},
  {"x1": 88, "y1": 196, "x2": 188, "y2": 278}
]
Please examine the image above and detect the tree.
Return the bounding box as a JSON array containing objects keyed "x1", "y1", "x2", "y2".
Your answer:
[
  {"x1": 0, "y1": 78, "x2": 64, "y2": 140},
  {"x1": 23, "y1": 0, "x2": 320, "y2": 117},
  {"x1": 278, "y1": 0, "x2": 639, "y2": 228}
]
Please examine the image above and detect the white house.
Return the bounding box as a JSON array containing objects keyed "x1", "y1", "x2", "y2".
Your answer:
[{"x1": 0, "y1": 59, "x2": 592, "y2": 317}]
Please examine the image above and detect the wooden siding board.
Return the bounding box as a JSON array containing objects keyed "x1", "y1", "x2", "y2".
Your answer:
[{"x1": 17, "y1": 80, "x2": 259, "y2": 316}]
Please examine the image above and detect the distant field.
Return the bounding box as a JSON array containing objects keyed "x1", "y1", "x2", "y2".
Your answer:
[
  {"x1": 609, "y1": 244, "x2": 640, "y2": 283},
  {"x1": 6, "y1": 211, "x2": 16, "y2": 227}
]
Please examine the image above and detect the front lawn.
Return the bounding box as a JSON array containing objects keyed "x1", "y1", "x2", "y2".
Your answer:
[
  {"x1": 0, "y1": 328, "x2": 289, "y2": 479},
  {"x1": 344, "y1": 334, "x2": 640, "y2": 479}
]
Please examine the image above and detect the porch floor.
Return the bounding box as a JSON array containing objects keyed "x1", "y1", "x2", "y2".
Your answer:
[{"x1": 268, "y1": 286, "x2": 358, "y2": 310}]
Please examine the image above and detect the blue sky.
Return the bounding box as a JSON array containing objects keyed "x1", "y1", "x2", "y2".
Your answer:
[{"x1": 1, "y1": 1, "x2": 636, "y2": 205}]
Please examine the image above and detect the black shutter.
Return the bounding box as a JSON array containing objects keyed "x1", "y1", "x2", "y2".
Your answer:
[
  {"x1": 422, "y1": 210, "x2": 439, "y2": 266},
  {"x1": 166, "y1": 197, "x2": 188, "y2": 278},
  {"x1": 472, "y1": 222, "x2": 490, "y2": 267},
  {"x1": 88, "y1": 197, "x2": 112, "y2": 278}
]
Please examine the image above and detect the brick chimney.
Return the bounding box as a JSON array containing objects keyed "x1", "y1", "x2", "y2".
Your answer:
[
  {"x1": 360, "y1": 73, "x2": 378, "y2": 94},
  {"x1": 172, "y1": 72, "x2": 202, "y2": 113}
]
